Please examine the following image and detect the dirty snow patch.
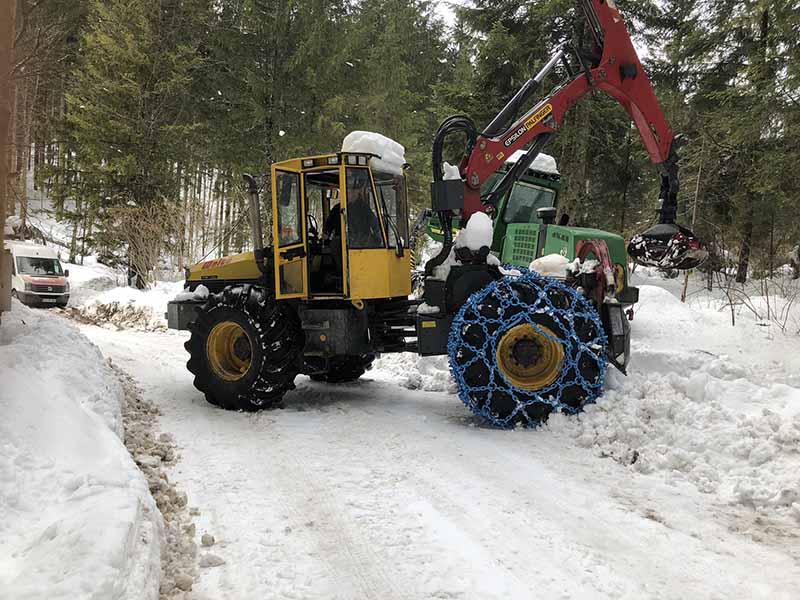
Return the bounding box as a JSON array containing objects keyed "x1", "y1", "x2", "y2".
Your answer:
[{"x1": 70, "y1": 280, "x2": 184, "y2": 330}]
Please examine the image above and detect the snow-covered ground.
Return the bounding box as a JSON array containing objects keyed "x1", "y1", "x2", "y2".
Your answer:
[
  {"x1": 0, "y1": 302, "x2": 162, "y2": 600},
  {"x1": 74, "y1": 271, "x2": 800, "y2": 600}
]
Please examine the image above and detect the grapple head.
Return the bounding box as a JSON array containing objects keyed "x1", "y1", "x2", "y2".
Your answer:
[{"x1": 628, "y1": 222, "x2": 708, "y2": 271}]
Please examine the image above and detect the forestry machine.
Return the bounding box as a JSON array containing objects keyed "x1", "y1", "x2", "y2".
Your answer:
[{"x1": 167, "y1": 0, "x2": 706, "y2": 428}]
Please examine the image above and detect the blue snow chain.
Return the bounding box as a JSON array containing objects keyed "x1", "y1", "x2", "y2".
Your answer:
[{"x1": 447, "y1": 269, "x2": 608, "y2": 428}]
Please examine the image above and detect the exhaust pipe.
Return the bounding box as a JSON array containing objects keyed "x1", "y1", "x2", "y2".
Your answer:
[{"x1": 243, "y1": 174, "x2": 268, "y2": 274}]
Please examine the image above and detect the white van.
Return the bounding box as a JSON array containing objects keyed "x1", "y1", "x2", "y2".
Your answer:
[{"x1": 5, "y1": 242, "x2": 70, "y2": 307}]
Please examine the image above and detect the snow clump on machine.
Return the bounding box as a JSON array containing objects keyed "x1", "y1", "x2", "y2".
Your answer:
[
  {"x1": 454, "y1": 212, "x2": 493, "y2": 252},
  {"x1": 530, "y1": 254, "x2": 570, "y2": 278},
  {"x1": 442, "y1": 161, "x2": 461, "y2": 180},
  {"x1": 174, "y1": 283, "x2": 210, "y2": 302},
  {"x1": 341, "y1": 131, "x2": 406, "y2": 175},
  {"x1": 505, "y1": 149, "x2": 559, "y2": 175},
  {"x1": 431, "y1": 212, "x2": 494, "y2": 280}
]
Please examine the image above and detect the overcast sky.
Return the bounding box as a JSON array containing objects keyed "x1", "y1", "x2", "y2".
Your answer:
[{"x1": 435, "y1": 0, "x2": 460, "y2": 28}]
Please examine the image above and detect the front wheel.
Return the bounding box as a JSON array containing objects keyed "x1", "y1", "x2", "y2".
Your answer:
[
  {"x1": 448, "y1": 271, "x2": 608, "y2": 428},
  {"x1": 185, "y1": 285, "x2": 303, "y2": 411}
]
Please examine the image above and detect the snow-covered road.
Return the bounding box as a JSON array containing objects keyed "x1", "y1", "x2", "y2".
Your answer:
[{"x1": 80, "y1": 282, "x2": 800, "y2": 600}]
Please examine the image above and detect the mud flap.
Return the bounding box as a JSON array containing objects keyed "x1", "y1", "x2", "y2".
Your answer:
[{"x1": 603, "y1": 302, "x2": 631, "y2": 374}]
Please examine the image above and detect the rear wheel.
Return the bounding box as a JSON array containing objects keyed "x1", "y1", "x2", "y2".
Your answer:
[
  {"x1": 448, "y1": 271, "x2": 607, "y2": 428},
  {"x1": 309, "y1": 354, "x2": 375, "y2": 383},
  {"x1": 185, "y1": 285, "x2": 302, "y2": 410}
]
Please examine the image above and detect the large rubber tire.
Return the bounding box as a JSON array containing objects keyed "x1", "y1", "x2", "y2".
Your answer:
[
  {"x1": 448, "y1": 271, "x2": 607, "y2": 428},
  {"x1": 309, "y1": 354, "x2": 375, "y2": 383},
  {"x1": 185, "y1": 284, "x2": 303, "y2": 411}
]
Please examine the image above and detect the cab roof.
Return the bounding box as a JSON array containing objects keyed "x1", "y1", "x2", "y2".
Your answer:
[{"x1": 273, "y1": 152, "x2": 376, "y2": 172}]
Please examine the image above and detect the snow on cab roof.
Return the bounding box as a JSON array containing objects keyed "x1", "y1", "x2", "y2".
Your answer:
[
  {"x1": 506, "y1": 149, "x2": 559, "y2": 175},
  {"x1": 342, "y1": 131, "x2": 407, "y2": 176}
]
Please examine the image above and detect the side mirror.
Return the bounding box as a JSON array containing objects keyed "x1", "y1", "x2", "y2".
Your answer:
[
  {"x1": 64, "y1": 269, "x2": 70, "y2": 278},
  {"x1": 537, "y1": 206, "x2": 557, "y2": 225}
]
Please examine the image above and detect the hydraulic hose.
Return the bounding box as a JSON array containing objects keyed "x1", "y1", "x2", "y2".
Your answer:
[{"x1": 425, "y1": 116, "x2": 477, "y2": 276}]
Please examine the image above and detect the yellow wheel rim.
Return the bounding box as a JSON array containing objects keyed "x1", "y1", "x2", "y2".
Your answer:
[
  {"x1": 206, "y1": 321, "x2": 253, "y2": 382},
  {"x1": 495, "y1": 323, "x2": 565, "y2": 391}
]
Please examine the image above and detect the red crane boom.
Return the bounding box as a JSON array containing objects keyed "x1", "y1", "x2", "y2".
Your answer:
[{"x1": 428, "y1": 0, "x2": 706, "y2": 272}]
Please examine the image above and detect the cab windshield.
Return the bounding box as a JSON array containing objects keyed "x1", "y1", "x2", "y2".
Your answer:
[
  {"x1": 500, "y1": 181, "x2": 556, "y2": 224},
  {"x1": 16, "y1": 256, "x2": 63, "y2": 276}
]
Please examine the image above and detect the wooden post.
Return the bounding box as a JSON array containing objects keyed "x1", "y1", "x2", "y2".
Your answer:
[
  {"x1": 0, "y1": 0, "x2": 14, "y2": 240},
  {"x1": 0, "y1": 0, "x2": 15, "y2": 318}
]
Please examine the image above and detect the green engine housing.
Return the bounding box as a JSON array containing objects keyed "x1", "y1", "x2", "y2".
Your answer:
[
  {"x1": 501, "y1": 223, "x2": 631, "y2": 292},
  {"x1": 426, "y1": 153, "x2": 632, "y2": 294}
]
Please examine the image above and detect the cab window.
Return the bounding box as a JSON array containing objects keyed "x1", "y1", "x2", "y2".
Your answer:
[
  {"x1": 305, "y1": 170, "x2": 340, "y2": 240},
  {"x1": 374, "y1": 171, "x2": 408, "y2": 249},
  {"x1": 345, "y1": 168, "x2": 384, "y2": 249},
  {"x1": 276, "y1": 171, "x2": 302, "y2": 246}
]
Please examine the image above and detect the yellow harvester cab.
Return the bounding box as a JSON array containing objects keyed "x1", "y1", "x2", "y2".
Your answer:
[{"x1": 271, "y1": 152, "x2": 411, "y2": 302}]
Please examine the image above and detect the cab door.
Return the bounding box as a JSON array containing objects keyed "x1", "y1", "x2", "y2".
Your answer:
[{"x1": 272, "y1": 166, "x2": 308, "y2": 299}]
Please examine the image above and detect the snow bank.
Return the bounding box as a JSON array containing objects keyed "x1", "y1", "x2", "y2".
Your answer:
[
  {"x1": 73, "y1": 280, "x2": 184, "y2": 331},
  {"x1": 506, "y1": 150, "x2": 559, "y2": 175},
  {"x1": 64, "y1": 257, "x2": 125, "y2": 306},
  {"x1": 342, "y1": 131, "x2": 406, "y2": 175},
  {"x1": 0, "y1": 302, "x2": 161, "y2": 599},
  {"x1": 549, "y1": 347, "x2": 800, "y2": 519},
  {"x1": 546, "y1": 283, "x2": 800, "y2": 521}
]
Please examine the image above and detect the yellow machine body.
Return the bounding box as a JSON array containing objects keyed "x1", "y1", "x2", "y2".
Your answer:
[
  {"x1": 186, "y1": 152, "x2": 410, "y2": 302},
  {"x1": 187, "y1": 251, "x2": 262, "y2": 284}
]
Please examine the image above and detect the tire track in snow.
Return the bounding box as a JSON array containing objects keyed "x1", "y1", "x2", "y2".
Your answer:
[{"x1": 259, "y1": 422, "x2": 409, "y2": 600}]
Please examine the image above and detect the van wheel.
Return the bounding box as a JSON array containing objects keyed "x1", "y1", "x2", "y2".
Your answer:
[{"x1": 185, "y1": 285, "x2": 303, "y2": 410}]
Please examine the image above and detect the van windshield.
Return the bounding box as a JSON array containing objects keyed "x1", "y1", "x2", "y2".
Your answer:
[{"x1": 16, "y1": 256, "x2": 63, "y2": 276}]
